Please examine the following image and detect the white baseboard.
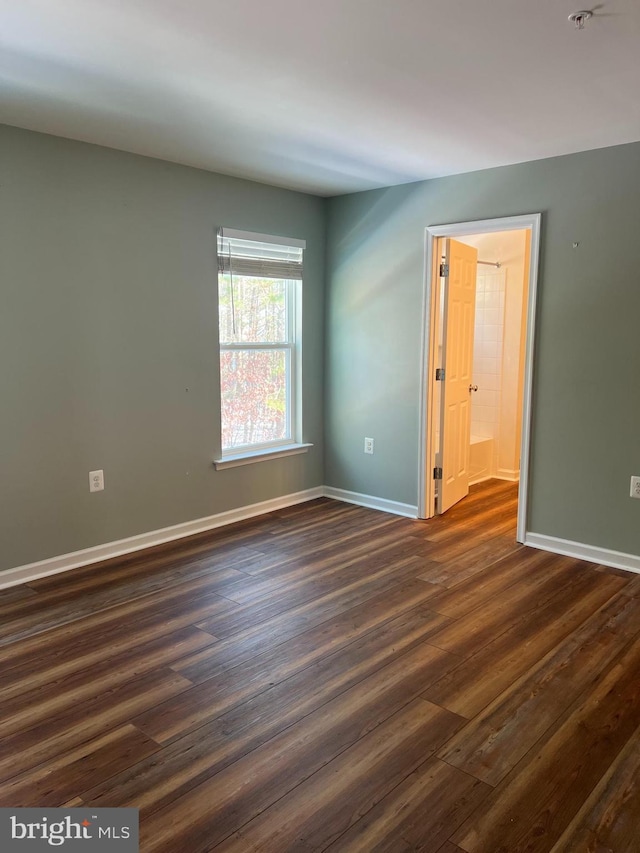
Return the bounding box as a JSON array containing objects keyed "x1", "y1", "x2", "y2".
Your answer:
[
  {"x1": 524, "y1": 532, "x2": 640, "y2": 575},
  {"x1": 323, "y1": 486, "x2": 418, "y2": 519},
  {"x1": 496, "y1": 468, "x2": 520, "y2": 482},
  {"x1": 5, "y1": 488, "x2": 637, "y2": 591},
  {"x1": 0, "y1": 487, "x2": 324, "y2": 590},
  {"x1": 469, "y1": 474, "x2": 493, "y2": 486}
]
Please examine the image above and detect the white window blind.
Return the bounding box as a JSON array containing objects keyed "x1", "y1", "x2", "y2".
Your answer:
[{"x1": 217, "y1": 228, "x2": 304, "y2": 280}]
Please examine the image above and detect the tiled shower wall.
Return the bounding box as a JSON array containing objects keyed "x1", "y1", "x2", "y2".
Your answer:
[{"x1": 471, "y1": 270, "x2": 505, "y2": 439}]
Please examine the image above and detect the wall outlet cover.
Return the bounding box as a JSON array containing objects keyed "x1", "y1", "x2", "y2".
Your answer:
[{"x1": 89, "y1": 469, "x2": 105, "y2": 492}]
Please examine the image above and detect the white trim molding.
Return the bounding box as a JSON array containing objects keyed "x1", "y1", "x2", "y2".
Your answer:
[
  {"x1": 0, "y1": 487, "x2": 324, "y2": 590},
  {"x1": 323, "y1": 486, "x2": 418, "y2": 519},
  {"x1": 469, "y1": 474, "x2": 493, "y2": 487},
  {"x1": 213, "y1": 443, "x2": 312, "y2": 470},
  {"x1": 496, "y1": 468, "x2": 520, "y2": 482},
  {"x1": 525, "y1": 532, "x2": 640, "y2": 575},
  {"x1": 5, "y1": 486, "x2": 637, "y2": 591},
  {"x1": 419, "y1": 213, "x2": 542, "y2": 546}
]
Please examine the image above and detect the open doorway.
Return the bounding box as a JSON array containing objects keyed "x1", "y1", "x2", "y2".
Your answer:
[{"x1": 418, "y1": 215, "x2": 541, "y2": 543}]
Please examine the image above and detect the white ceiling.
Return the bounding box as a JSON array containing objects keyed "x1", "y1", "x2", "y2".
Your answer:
[{"x1": 1, "y1": 0, "x2": 639, "y2": 196}]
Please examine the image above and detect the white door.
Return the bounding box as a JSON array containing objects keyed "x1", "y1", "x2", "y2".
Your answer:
[{"x1": 438, "y1": 238, "x2": 478, "y2": 513}]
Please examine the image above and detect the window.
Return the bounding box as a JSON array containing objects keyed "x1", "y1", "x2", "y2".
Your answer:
[{"x1": 215, "y1": 228, "x2": 308, "y2": 466}]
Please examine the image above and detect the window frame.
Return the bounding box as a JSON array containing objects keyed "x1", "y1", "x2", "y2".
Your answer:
[{"x1": 214, "y1": 229, "x2": 310, "y2": 469}]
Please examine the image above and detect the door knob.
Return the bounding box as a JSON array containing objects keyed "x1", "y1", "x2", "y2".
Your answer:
[{"x1": 469, "y1": 384, "x2": 478, "y2": 392}]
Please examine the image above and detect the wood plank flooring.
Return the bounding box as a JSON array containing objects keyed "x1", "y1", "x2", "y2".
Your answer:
[{"x1": 2, "y1": 479, "x2": 640, "y2": 851}]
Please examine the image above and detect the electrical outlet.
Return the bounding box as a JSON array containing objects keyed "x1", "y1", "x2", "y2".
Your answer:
[
  {"x1": 89, "y1": 469, "x2": 104, "y2": 492},
  {"x1": 630, "y1": 476, "x2": 640, "y2": 499},
  {"x1": 364, "y1": 437, "x2": 374, "y2": 455}
]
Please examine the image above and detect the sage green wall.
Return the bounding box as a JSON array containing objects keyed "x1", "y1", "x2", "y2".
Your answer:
[
  {"x1": 325, "y1": 142, "x2": 640, "y2": 556},
  {"x1": 3, "y1": 124, "x2": 639, "y2": 575},
  {"x1": 0, "y1": 124, "x2": 325, "y2": 574}
]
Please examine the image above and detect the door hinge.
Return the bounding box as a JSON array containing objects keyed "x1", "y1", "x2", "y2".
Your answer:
[
  {"x1": 433, "y1": 467, "x2": 443, "y2": 480},
  {"x1": 439, "y1": 262, "x2": 449, "y2": 277},
  {"x1": 435, "y1": 368, "x2": 445, "y2": 381}
]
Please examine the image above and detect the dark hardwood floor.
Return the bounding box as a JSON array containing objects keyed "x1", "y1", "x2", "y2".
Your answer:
[{"x1": 2, "y1": 479, "x2": 640, "y2": 851}]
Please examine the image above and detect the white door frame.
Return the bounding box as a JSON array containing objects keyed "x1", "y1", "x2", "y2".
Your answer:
[{"x1": 417, "y1": 213, "x2": 542, "y2": 543}]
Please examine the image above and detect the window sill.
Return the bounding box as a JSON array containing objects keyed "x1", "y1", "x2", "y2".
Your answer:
[{"x1": 213, "y1": 443, "x2": 313, "y2": 470}]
